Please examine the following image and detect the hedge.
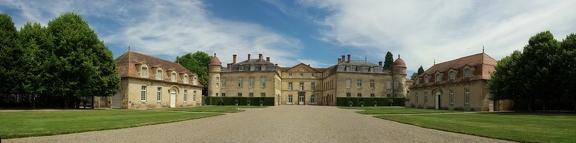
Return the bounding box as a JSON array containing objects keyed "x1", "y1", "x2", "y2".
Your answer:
[
  {"x1": 203, "y1": 97, "x2": 275, "y2": 106},
  {"x1": 336, "y1": 97, "x2": 405, "y2": 106}
]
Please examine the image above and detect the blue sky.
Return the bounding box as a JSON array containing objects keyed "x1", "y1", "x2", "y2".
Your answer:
[{"x1": 2, "y1": 0, "x2": 576, "y2": 74}]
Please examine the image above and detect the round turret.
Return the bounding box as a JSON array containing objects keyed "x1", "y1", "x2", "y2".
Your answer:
[
  {"x1": 209, "y1": 53, "x2": 221, "y2": 66},
  {"x1": 393, "y1": 55, "x2": 406, "y2": 68}
]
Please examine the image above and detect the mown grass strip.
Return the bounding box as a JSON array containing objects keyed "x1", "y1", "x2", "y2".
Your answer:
[
  {"x1": 0, "y1": 109, "x2": 221, "y2": 139},
  {"x1": 340, "y1": 106, "x2": 457, "y2": 114},
  {"x1": 160, "y1": 106, "x2": 267, "y2": 113},
  {"x1": 376, "y1": 113, "x2": 576, "y2": 143}
]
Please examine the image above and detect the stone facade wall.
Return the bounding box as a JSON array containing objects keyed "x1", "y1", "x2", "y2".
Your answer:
[{"x1": 408, "y1": 80, "x2": 491, "y2": 111}]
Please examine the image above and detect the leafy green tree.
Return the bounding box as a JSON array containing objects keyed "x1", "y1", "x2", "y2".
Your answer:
[
  {"x1": 559, "y1": 34, "x2": 576, "y2": 111},
  {"x1": 383, "y1": 51, "x2": 393, "y2": 70},
  {"x1": 176, "y1": 51, "x2": 212, "y2": 95},
  {"x1": 0, "y1": 13, "x2": 21, "y2": 95},
  {"x1": 417, "y1": 66, "x2": 424, "y2": 75},
  {"x1": 489, "y1": 50, "x2": 523, "y2": 102},
  {"x1": 410, "y1": 65, "x2": 425, "y2": 80},
  {"x1": 18, "y1": 22, "x2": 53, "y2": 108}
]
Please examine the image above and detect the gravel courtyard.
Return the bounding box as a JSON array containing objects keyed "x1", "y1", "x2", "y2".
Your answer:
[{"x1": 5, "y1": 106, "x2": 512, "y2": 143}]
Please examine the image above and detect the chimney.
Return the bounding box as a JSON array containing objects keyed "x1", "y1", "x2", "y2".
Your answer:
[
  {"x1": 233, "y1": 54, "x2": 237, "y2": 64},
  {"x1": 275, "y1": 64, "x2": 278, "y2": 66},
  {"x1": 347, "y1": 54, "x2": 351, "y2": 63},
  {"x1": 258, "y1": 54, "x2": 263, "y2": 62},
  {"x1": 341, "y1": 55, "x2": 345, "y2": 63},
  {"x1": 378, "y1": 61, "x2": 383, "y2": 66},
  {"x1": 266, "y1": 57, "x2": 270, "y2": 62},
  {"x1": 248, "y1": 54, "x2": 251, "y2": 61},
  {"x1": 338, "y1": 58, "x2": 342, "y2": 64},
  {"x1": 227, "y1": 63, "x2": 231, "y2": 70}
]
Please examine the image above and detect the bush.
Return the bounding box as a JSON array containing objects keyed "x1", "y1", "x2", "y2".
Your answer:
[
  {"x1": 336, "y1": 97, "x2": 405, "y2": 106},
  {"x1": 203, "y1": 97, "x2": 275, "y2": 106}
]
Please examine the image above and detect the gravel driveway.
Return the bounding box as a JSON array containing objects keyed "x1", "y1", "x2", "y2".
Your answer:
[{"x1": 5, "y1": 106, "x2": 513, "y2": 143}]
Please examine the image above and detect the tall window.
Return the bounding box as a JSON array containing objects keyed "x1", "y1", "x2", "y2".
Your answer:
[
  {"x1": 216, "y1": 83, "x2": 219, "y2": 88},
  {"x1": 299, "y1": 82, "x2": 304, "y2": 91},
  {"x1": 141, "y1": 67, "x2": 148, "y2": 77},
  {"x1": 311, "y1": 73, "x2": 315, "y2": 78},
  {"x1": 238, "y1": 77, "x2": 243, "y2": 88},
  {"x1": 300, "y1": 73, "x2": 303, "y2": 78},
  {"x1": 449, "y1": 89, "x2": 454, "y2": 105},
  {"x1": 415, "y1": 92, "x2": 419, "y2": 103},
  {"x1": 464, "y1": 88, "x2": 470, "y2": 104},
  {"x1": 357, "y1": 79, "x2": 362, "y2": 88},
  {"x1": 183, "y1": 75, "x2": 189, "y2": 84},
  {"x1": 238, "y1": 93, "x2": 242, "y2": 97},
  {"x1": 289, "y1": 73, "x2": 292, "y2": 78},
  {"x1": 249, "y1": 92, "x2": 254, "y2": 97},
  {"x1": 436, "y1": 73, "x2": 441, "y2": 82},
  {"x1": 346, "y1": 93, "x2": 351, "y2": 97},
  {"x1": 141, "y1": 86, "x2": 147, "y2": 101},
  {"x1": 311, "y1": 82, "x2": 316, "y2": 91},
  {"x1": 357, "y1": 93, "x2": 362, "y2": 97},
  {"x1": 221, "y1": 78, "x2": 226, "y2": 88},
  {"x1": 288, "y1": 95, "x2": 293, "y2": 104},
  {"x1": 157, "y1": 87, "x2": 162, "y2": 101},
  {"x1": 171, "y1": 73, "x2": 176, "y2": 82},
  {"x1": 193, "y1": 76, "x2": 197, "y2": 85},
  {"x1": 288, "y1": 82, "x2": 293, "y2": 90},
  {"x1": 370, "y1": 93, "x2": 375, "y2": 97},
  {"x1": 346, "y1": 79, "x2": 351, "y2": 88},
  {"x1": 260, "y1": 76, "x2": 266, "y2": 87},
  {"x1": 261, "y1": 93, "x2": 265, "y2": 97},
  {"x1": 156, "y1": 69, "x2": 162, "y2": 80},
  {"x1": 425, "y1": 76, "x2": 430, "y2": 84},
  {"x1": 449, "y1": 71, "x2": 456, "y2": 80},
  {"x1": 464, "y1": 68, "x2": 471, "y2": 78},
  {"x1": 249, "y1": 77, "x2": 255, "y2": 87},
  {"x1": 386, "y1": 81, "x2": 392, "y2": 89},
  {"x1": 424, "y1": 92, "x2": 428, "y2": 103},
  {"x1": 370, "y1": 80, "x2": 375, "y2": 88},
  {"x1": 193, "y1": 90, "x2": 196, "y2": 101},
  {"x1": 184, "y1": 90, "x2": 188, "y2": 102},
  {"x1": 310, "y1": 95, "x2": 316, "y2": 104}
]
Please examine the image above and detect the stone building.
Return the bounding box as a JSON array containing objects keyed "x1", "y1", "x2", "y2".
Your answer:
[
  {"x1": 208, "y1": 53, "x2": 407, "y2": 106},
  {"x1": 96, "y1": 50, "x2": 204, "y2": 109},
  {"x1": 408, "y1": 52, "x2": 512, "y2": 111}
]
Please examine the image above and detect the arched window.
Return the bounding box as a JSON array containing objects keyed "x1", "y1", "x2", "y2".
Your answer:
[
  {"x1": 156, "y1": 69, "x2": 163, "y2": 80},
  {"x1": 464, "y1": 68, "x2": 471, "y2": 78},
  {"x1": 171, "y1": 72, "x2": 177, "y2": 82},
  {"x1": 141, "y1": 67, "x2": 148, "y2": 77},
  {"x1": 436, "y1": 73, "x2": 442, "y2": 82},
  {"x1": 183, "y1": 75, "x2": 189, "y2": 84},
  {"x1": 193, "y1": 76, "x2": 198, "y2": 85},
  {"x1": 449, "y1": 70, "x2": 456, "y2": 80}
]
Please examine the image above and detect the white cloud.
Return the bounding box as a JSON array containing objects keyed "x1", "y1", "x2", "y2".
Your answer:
[
  {"x1": 1, "y1": 0, "x2": 303, "y2": 67},
  {"x1": 301, "y1": 0, "x2": 576, "y2": 71}
]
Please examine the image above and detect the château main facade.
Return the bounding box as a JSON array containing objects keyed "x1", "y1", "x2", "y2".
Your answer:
[{"x1": 208, "y1": 53, "x2": 408, "y2": 106}]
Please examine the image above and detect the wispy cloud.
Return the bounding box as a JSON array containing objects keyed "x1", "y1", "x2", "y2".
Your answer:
[
  {"x1": 300, "y1": 0, "x2": 576, "y2": 71},
  {"x1": 1, "y1": 0, "x2": 303, "y2": 67}
]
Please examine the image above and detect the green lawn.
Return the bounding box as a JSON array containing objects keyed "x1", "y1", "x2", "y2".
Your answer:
[
  {"x1": 0, "y1": 109, "x2": 221, "y2": 139},
  {"x1": 340, "y1": 106, "x2": 457, "y2": 114},
  {"x1": 160, "y1": 106, "x2": 267, "y2": 113},
  {"x1": 376, "y1": 113, "x2": 576, "y2": 143}
]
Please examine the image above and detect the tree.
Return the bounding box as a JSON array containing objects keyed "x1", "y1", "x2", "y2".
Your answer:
[
  {"x1": 559, "y1": 34, "x2": 576, "y2": 111},
  {"x1": 489, "y1": 50, "x2": 523, "y2": 102},
  {"x1": 417, "y1": 66, "x2": 424, "y2": 75},
  {"x1": 176, "y1": 51, "x2": 212, "y2": 95},
  {"x1": 410, "y1": 65, "x2": 425, "y2": 80},
  {"x1": 0, "y1": 13, "x2": 21, "y2": 96},
  {"x1": 383, "y1": 51, "x2": 394, "y2": 70},
  {"x1": 18, "y1": 22, "x2": 52, "y2": 108}
]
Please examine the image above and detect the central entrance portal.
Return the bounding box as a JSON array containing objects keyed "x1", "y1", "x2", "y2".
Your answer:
[
  {"x1": 298, "y1": 92, "x2": 305, "y2": 105},
  {"x1": 435, "y1": 92, "x2": 441, "y2": 109}
]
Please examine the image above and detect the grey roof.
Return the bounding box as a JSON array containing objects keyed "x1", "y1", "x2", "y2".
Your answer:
[{"x1": 338, "y1": 60, "x2": 380, "y2": 67}]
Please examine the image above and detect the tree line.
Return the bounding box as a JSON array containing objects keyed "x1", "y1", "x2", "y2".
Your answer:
[
  {"x1": 0, "y1": 12, "x2": 120, "y2": 109},
  {"x1": 489, "y1": 31, "x2": 576, "y2": 112}
]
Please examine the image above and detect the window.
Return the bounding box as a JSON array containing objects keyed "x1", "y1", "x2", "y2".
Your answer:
[
  {"x1": 183, "y1": 75, "x2": 189, "y2": 84},
  {"x1": 300, "y1": 73, "x2": 303, "y2": 78},
  {"x1": 425, "y1": 76, "x2": 430, "y2": 84},
  {"x1": 299, "y1": 82, "x2": 304, "y2": 91},
  {"x1": 310, "y1": 95, "x2": 316, "y2": 104},
  {"x1": 184, "y1": 90, "x2": 188, "y2": 102},
  {"x1": 311, "y1": 73, "x2": 315, "y2": 78},
  {"x1": 416, "y1": 78, "x2": 421, "y2": 85},
  {"x1": 449, "y1": 70, "x2": 456, "y2": 80},
  {"x1": 289, "y1": 73, "x2": 292, "y2": 78},
  {"x1": 157, "y1": 87, "x2": 162, "y2": 101},
  {"x1": 357, "y1": 93, "x2": 362, "y2": 97},
  {"x1": 192, "y1": 76, "x2": 197, "y2": 85},
  {"x1": 370, "y1": 93, "x2": 375, "y2": 97},
  {"x1": 141, "y1": 86, "x2": 147, "y2": 101},
  {"x1": 424, "y1": 92, "x2": 428, "y2": 103},
  {"x1": 221, "y1": 93, "x2": 226, "y2": 97},
  {"x1": 464, "y1": 68, "x2": 471, "y2": 78},
  {"x1": 464, "y1": 88, "x2": 470, "y2": 104},
  {"x1": 346, "y1": 93, "x2": 351, "y2": 97},
  {"x1": 171, "y1": 72, "x2": 176, "y2": 82},
  {"x1": 238, "y1": 93, "x2": 242, "y2": 97},
  {"x1": 415, "y1": 92, "x2": 419, "y2": 103},
  {"x1": 261, "y1": 93, "x2": 265, "y2": 97},
  {"x1": 249, "y1": 77, "x2": 254, "y2": 87},
  {"x1": 449, "y1": 89, "x2": 454, "y2": 105},
  {"x1": 221, "y1": 78, "x2": 226, "y2": 88},
  {"x1": 311, "y1": 82, "x2": 316, "y2": 91},
  {"x1": 238, "y1": 77, "x2": 243, "y2": 88},
  {"x1": 370, "y1": 80, "x2": 375, "y2": 88},
  {"x1": 346, "y1": 79, "x2": 351, "y2": 88},
  {"x1": 436, "y1": 73, "x2": 441, "y2": 82},
  {"x1": 387, "y1": 94, "x2": 391, "y2": 97},
  {"x1": 288, "y1": 95, "x2": 293, "y2": 104},
  {"x1": 193, "y1": 91, "x2": 196, "y2": 101},
  {"x1": 156, "y1": 69, "x2": 162, "y2": 80},
  {"x1": 260, "y1": 76, "x2": 266, "y2": 87},
  {"x1": 141, "y1": 67, "x2": 148, "y2": 77},
  {"x1": 216, "y1": 93, "x2": 218, "y2": 97},
  {"x1": 386, "y1": 81, "x2": 392, "y2": 89},
  {"x1": 357, "y1": 79, "x2": 362, "y2": 88},
  {"x1": 249, "y1": 92, "x2": 254, "y2": 97},
  {"x1": 216, "y1": 83, "x2": 219, "y2": 88},
  {"x1": 288, "y1": 82, "x2": 293, "y2": 90}
]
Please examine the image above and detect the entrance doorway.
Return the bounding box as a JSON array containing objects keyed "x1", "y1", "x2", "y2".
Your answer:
[
  {"x1": 298, "y1": 92, "x2": 305, "y2": 105},
  {"x1": 170, "y1": 89, "x2": 176, "y2": 108},
  {"x1": 435, "y1": 92, "x2": 441, "y2": 109}
]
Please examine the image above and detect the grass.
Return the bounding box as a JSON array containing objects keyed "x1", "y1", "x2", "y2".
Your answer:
[
  {"x1": 160, "y1": 105, "x2": 267, "y2": 113},
  {"x1": 340, "y1": 106, "x2": 457, "y2": 114},
  {"x1": 374, "y1": 112, "x2": 576, "y2": 143},
  {"x1": 0, "y1": 109, "x2": 221, "y2": 139}
]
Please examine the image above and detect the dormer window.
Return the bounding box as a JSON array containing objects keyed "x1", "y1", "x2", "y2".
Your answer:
[
  {"x1": 416, "y1": 78, "x2": 421, "y2": 85},
  {"x1": 193, "y1": 76, "x2": 197, "y2": 85},
  {"x1": 156, "y1": 69, "x2": 162, "y2": 80},
  {"x1": 171, "y1": 72, "x2": 177, "y2": 82},
  {"x1": 435, "y1": 73, "x2": 442, "y2": 82},
  {"x1": 449, "y1": 70, "x2": 456, "y2": 80},
  {"x1": 183, "y1": 75, "x2": 189, "y2": 84},
  {"x1": 464, "y1": 68, "x2": 471, "y2": 78},
  {"x1": 424, "y1": 75, "x2": 430, "y2": 84},
  {"x1": 141, "y1": 67, "x2": 148, "y2": 77}
]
